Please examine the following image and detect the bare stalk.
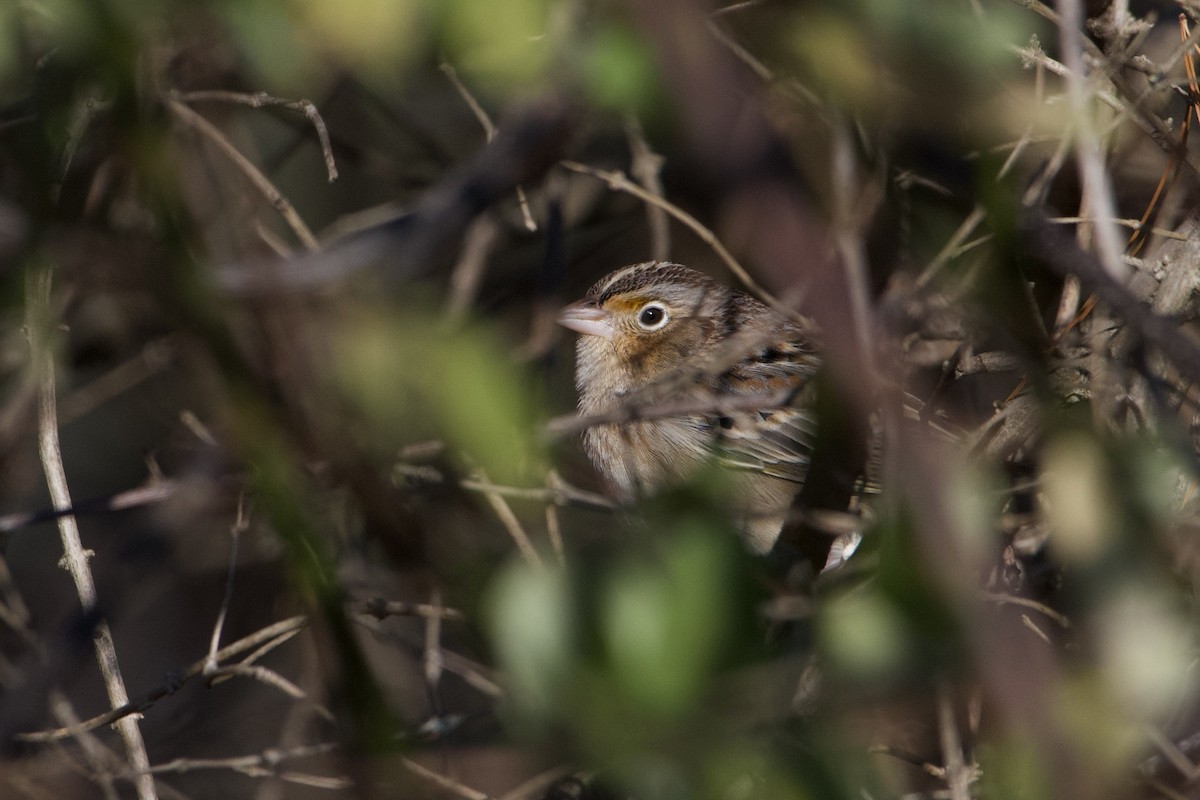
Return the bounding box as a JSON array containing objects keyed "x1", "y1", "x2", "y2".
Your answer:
[{"x1": 26, "y1": 266, "x2": 158, "y2": 800}]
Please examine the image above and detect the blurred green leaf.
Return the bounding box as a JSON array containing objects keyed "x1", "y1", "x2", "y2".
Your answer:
[
  {"x1": 819, "y1": 586, "x2": 911, "y2": 680},
  {"x1": 334, "y1": 308, "x2": 538, "y2": 484},
  {"x1": 601, "y1": 524, "x2": 736, "y2": 714},
  {"x1": 223, "y1": 0, "x2": 425, "y2": 91},
  {"x1": 435, "y1": 0, "x2": 551, "y2": 90},
  {"x1": 1042, "y1": 431, "x2": 1116, "y2": 565},
  {"x1": 1097, "y1": 584, "x2": 1196, "y2": 720},
  {"x1": 486, "y1": 560, "x2": 574, "y2": 724},
  {"x1": 580, "y1": 22, "x2": 664, "y2": 116},
  {"x1": 978, "y1": 735, "x2": 1055, "y2": 800}
]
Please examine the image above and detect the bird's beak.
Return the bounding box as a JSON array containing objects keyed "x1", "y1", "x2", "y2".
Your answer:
[{"x1": 558, "y1": 300, "x2": 616, "y2": 340}]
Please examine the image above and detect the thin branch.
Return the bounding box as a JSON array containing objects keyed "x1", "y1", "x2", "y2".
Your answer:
[
  {"x1": 422, "y1": 586, "x2": 444, "y2": 689},
  {"x1": 626, "y1": 117, "x2": 670, "y2": 261},
  {"x1": 48, "y1": 690, "x2": 125, "y2": 800},
  {"x1": 495, "y1": 765, "x2": 578, "y2": 800},
  {"x1": 0, "y1": 476, "x2": 192, "y2": 534},
  {"x1": 457, "y1": 476, "x2": 615, "y2": 510},
  {"x1": 544, "y1": 471, "x2": 568, "y2": 565},
  {"x1": 175, "y1": 90, "x2": 339, "y2": 182},
  {"x1": 1010, "y1": 42, "x2": 1125, "y2": 114},
  {"x1": 58, "y1": 337, "x2": 176, "y2": 424},
  {"x1": 830, "y1": 120, "x2": 877, "y2": 364},
  {"x1": 473, "y1": 468, "x2": 544, "y2": 568},
  {"x1": 402, "y1": 757, "x2": 489, "y2": 800},
  {"x1": 445, "y1": 215, "x2": 501, "y2": 321},
  {"x1": 1143, "y1": 725, "x2": 1200, "y2": 780},
  {"x1": 52, "y1": 93, "x2": 106, "y2": 203},
  {"x1": 1020, "y1": 613, "x2": 1053, "y2": 644},
  {"x1": 1054, "y1": 0, "x2": 1130, "y2": 282},
  {"x1": 204, "y1": 495, "x2": 248, "y2": 675},
  {"x1": 204, "y1": 663, "x2": 335, "y2": 722},
  {"x1": 166, "y1": 94, "x2": 319, "y2": 251},
  {"x1": 439, "y1": 63, "x2": 497, "y2": 140},
  {"x1": 916, "y1": 206, "x2": 987, "y2": 289},
  {"x1": 354, "y1": 598, "x2": 467, "y2": 621},
  {"x1": 544, "y1": 386, "x2": 795, "y2": 440},
  {"x1": 396, "y1": 462, "x2": 616, "y2": 510},
  {"x1": 26, "y1": 265, "x2": 157, "y2": 800},
  {"x1": 936, "y1": 686, "x2": 976, "y2": 800},
  {"x1": 1048, "y1": 215, "x2": 1190, "y2": 240},
  {"x1": 146, "y1": 742, "x2": 347, "y2": 790},
  {"x1": 440, "y1": 62, "x2": 536, "y2": 231},
  {"x1": 1023, "y1": 212, "x2": 1200, "y2": 388},
  {"x1": 981, "y1": 590, "x2": 1072, "y2": 628},
  {"x1": 559, "y1": 160, "x2": 790, "y2": 317},
  {"x1": 16, "y1": 615, "x2": 309, "y2": 743}
]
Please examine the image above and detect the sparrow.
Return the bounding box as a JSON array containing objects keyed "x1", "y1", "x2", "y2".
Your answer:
[{"x1": 558, "y1": 261, "x2": 820, "y2": 552}]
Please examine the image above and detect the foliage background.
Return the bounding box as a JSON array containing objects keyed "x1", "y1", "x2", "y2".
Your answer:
[{"x1": 1, "y1": 0, "x2": 1198, "y2": 798}]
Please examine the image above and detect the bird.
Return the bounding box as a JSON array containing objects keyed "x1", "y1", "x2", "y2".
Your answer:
[{"x1": 558, "y1": 261, "x2": 821, "y2": 552}]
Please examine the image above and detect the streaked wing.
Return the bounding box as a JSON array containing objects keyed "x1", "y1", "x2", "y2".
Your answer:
[
  {"x1": 715, "y1": 406, "x2": 816, "y2": 482},
  {"x1": 706, "y1": 334, "x2": 819, "y2": 482}
]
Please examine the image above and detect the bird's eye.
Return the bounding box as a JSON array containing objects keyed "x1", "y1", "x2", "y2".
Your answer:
[{"x1": 636, "y1": 302, "x2": 669, "y2": 330}]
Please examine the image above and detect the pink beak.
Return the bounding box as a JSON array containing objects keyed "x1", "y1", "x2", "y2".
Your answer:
[{"x1": 558, "y1": 300, "x2": 616, "y2": 340}]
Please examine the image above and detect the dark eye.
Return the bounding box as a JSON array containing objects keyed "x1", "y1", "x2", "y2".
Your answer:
[{"x1": 636, "y1": 302, "x2": 669, "y2": 330}]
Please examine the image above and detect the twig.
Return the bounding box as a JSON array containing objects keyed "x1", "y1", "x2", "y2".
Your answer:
[
  {"x1": 175, "y1": 90, "x2": 339, "y2": 182},
  {"x1": 711, "y1": 0, "x2": 763, "y2": 15},
  {"x1": 495, "y1": 765, "x2": 578, "y2": 800},
  {"x1": 1048, "y1": 215, "x2": 1189, "y2": 240},
  {"x1": 916, "y1": 206, "x2": 987, "y2": 289},
  {"x1": 237, "y1": 628, "x2": 303, "y2": 669},
  {"x1": 543, "y1": 386, "x2": 795, "y2": 440},
  {"x1": 626, "y1": 117, "x2": 670, "y2": 261},
  {"x1": 981, "y1": 590, "x2": 1072, "y2": 628},
  {"x1": 440, "y1": 62, "x2": 536, "y2": 231},
  {"x1": 830, "y1": 119, "x2": 877, "y2": 363},
  {"x1": 48, "y1": 690, "x2": 125, "y2": 800},
  {"x1": 999, "y1": 48, "x2": 1043, "y2": 180},
  {"x1": 544, "y1": 471, "x2": 567, "y2": 564},
  {"x1": 436, "y1": 648, "x2": 504, "y2": 699},
  {"x1": 146, "y1": 742, "x2": 348, "y2": 789},
  {"x1": 354, "y1": 597, "x2": 467, "y2": 621},
  {"x1": 1143, "y1": 725, "x2": 1200, "y2": 781},
  {"x1": 52, "y1": 93, "x2": 106, "y2": 203},
  {"x1": 205, "y1": 663, "x2": 335, "y2": 722},
  {"x1": 936, "y1": 685, "x2": 975, "y2": 800},
  {"x1": 439, "y1": 62, "x2": 497, "y2": 139},
  {"x1": 16, "y1": 615, "x2": 309, "y2": 743},
  {"x1": 473, "y1": 469, "x2": 544, "y2": 568},
  {"x1": 166, "y1": 95, "x2": 319, "y2": 251},
  {"x1": 26, "y1": 266, "x2": 157, "y2": 800},
  {"x1": 423, "y1": 586, "x2": 444, "y2": 689},
  {"x1": 1010, "y1": 42, "x2": 1125, "y2": 114},
  {"x1": 445, "y1": 215, "x2": 501, "y2": 321},
  {"x1": 457, "y1": 476, "x2": 615, "y2": 510},
  {"x1": 215, "y1": 97, "x2": 573, "y2": 293},
  {"x1": 58, "y1": 337, "x2": 176, "y2": 424},
  {"x1": 560, "y1": 160, "x2": 789, "y2": 316},
  {"x1": 204, "y1": 494, "x2": 248, "y2": 675},
  {"x1": 1053, "y1": 0, "x2": 1132, "y2": 282},
  {"x1": 402, "y1": 757, "x2": 489, "y2": 800},
  {"x1": 1022, "y1": 212, "x2": 1200, "y2": 388},
  {"x1": 1020, "y1": 613, "x2": 1053, "y2": 644},
  {"x1": 0, "y1": 476, "x2": 190, "y2": 533}
]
